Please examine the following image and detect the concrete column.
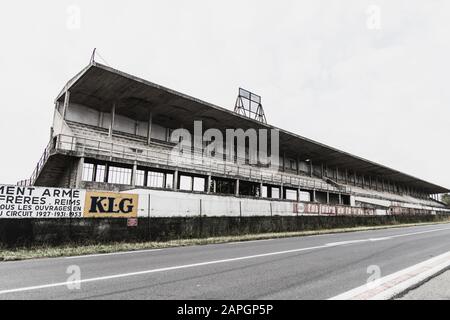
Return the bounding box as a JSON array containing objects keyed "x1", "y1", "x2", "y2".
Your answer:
[
  {"x1": 147, "y1": 111, "x2": 153, "y2": 145},
  {"x1": 207, "y1": 175, "x2": 211, "y2": 194},
  {"x1": 235, "y1": 179, "x2": 240, "y2": 196},
  {"x1": 62, "y1": 90, "x2": 70, "y2": 120},
  {"x1": 310, "y1": 161, "x2": 313, "y2": 177},
  {"x1": 338, "y1": 194, "x2": 342, "y2": 205},
  {"x1": 75, "y1": 157, "x2": 84, "y2": 188},
  {"x1": 326, "y1": 192, "x2": 330, "y2": 204},
  {"x1": 297, "y1": 189, "x2": 301, "y2": 202},
  {"x1": 260, "y1": 182, "x2": 264, "y2": 198},
  {"x1": 313, "y1": 190, "x2": 317, "y2": 202},
  {"x1": 98, "y1": 112, "x2": 104, "y2": 127},
  {"x1": 173, "y1": 170, "x2": 179, "y2": 190},
  {"x1": 109, "y1": 102, "x2": 116, "y2": 138},
  {"x1": 131, "y1": 161, "x2": 137, "y2": 187},
  {"x1": 104, "y1": 164, "x2": 110, "y2": 183}
]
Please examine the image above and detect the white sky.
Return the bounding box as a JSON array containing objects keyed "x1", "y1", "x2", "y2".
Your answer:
[{"x1": 0, "y1": 0, "x2": 449, "y2": 190}]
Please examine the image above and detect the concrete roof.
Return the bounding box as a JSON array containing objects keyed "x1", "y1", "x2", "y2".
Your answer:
[{"x1": 55, "y1": 62, "x2": 449, "y2": 194}]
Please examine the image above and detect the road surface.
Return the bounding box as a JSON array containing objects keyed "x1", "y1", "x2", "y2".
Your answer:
[{"x1": 0, "y1": 223, "x2": 449, "y2": 300}]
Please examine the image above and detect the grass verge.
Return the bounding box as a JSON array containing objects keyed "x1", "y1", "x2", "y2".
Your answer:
[{"x1": 1, "y1": 219, "x2": 449, "y2": 262}]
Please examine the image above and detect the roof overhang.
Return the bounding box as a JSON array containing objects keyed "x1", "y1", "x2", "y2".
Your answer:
[{"x1": 56, "y1": 62, "x2": 450, "y2": 194}]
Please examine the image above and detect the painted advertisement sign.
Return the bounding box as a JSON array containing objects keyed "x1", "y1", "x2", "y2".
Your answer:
[
  {"x1": 293, "y1": 201, "x2": 375, "y2": 216},
  {"x1": 0, "y1": 185, "x2": 139, "y2": 219},
  {"x1": 0, "y1": 185, "x2": 84, "y2": 218},
  {"x1": 83, "y1": 191, "x2": 138, "y2": 218}
]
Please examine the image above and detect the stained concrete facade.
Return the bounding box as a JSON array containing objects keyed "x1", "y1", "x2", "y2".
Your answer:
[{"x1": 20, "y1": 61, "x2": 449, "y2": 216}]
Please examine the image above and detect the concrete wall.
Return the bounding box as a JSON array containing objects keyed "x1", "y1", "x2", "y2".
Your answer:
[
  {"x1": 52, "y1": 109, "x2": 74, "y2": 137},
  {"x1": 65, "y1": 103, "x2": 169, "y2": 140},
  {"x1": 66, "y1": 103, "x2": 100, "y2": 127},
  {"x1": 124, "y1": 188, "x2": 295, "y2": 218},
  {"x1": 1, "y1": 214, "x2": 447, "y2": 247}
]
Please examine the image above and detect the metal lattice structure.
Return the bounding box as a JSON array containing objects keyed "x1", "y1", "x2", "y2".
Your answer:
[{"x1": 234, "y1": 88, "x2": 267, "y2": 124}]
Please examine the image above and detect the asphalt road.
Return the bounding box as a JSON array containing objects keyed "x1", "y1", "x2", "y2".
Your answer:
[{"x1": 0, "y1": 222, "x2": 449, "y2": 300}]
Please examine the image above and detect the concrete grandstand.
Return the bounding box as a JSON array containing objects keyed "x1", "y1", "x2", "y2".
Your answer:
[{"x1": 18, "y1": 61, "x2": 450, "y2": 217}]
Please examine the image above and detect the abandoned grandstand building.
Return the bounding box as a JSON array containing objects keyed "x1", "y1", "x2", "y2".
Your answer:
[{"x1": 18, "y1": 61, "x2": 450, "y2": 217}]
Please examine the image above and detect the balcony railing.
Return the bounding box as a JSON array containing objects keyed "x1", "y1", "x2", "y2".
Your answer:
[
  {"x1": 54, "y1": 133, "x2": 350, "y2": 193},
  {"x1": 17, "y1": 138, "x2": 54, "y2": 187}
]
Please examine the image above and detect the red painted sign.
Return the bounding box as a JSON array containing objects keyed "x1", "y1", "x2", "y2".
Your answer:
[{"x1": 127, "y1": 218, "x2": 138, "y2": 227}]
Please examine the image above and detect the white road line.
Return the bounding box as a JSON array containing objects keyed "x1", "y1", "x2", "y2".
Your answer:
[
  {"x1": 65, "y1": 249, "x2": 163, "y2": 259},
  {"x1": 0, "y1": 244, "x2": 328, "y2": 295},
  {"x1": 388, "y1": 227, "x2": 450, "y2": 239},
  {"x1": 325, "y1": 237, "x2": 393, "y2": 247},
  {"x1": 1, "y1": 226, "x2": 449, "y2": 295},
  {"x1": 229, "y1": 239, "x2": 274, "y2": 245},
  {"x1": 329, "y1": 251, "x2": 450, "y2": 300}
]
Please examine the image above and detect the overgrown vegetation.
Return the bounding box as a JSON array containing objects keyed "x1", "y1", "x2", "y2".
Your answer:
[{"x1": 1, "y1": 219, "x2": 449, "y2": 262}]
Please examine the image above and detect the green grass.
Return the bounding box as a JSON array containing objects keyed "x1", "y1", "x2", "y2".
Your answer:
[{"x1": 1, "y1": 219, "x2": 449, "y2": 262}]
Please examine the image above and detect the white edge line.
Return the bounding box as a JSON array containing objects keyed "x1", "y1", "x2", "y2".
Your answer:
[
  {"x1": 0, "y1": 244, "x2": 327, "y2": 295},
  {"x1": 65, "y1": 249, "x2": 163, "y2": 259},
  {"x1": 329, "y1": 251, "x2": 450, "y2": 300},
  {"x1": 1, "y1": 226, "x2": 450, "y2": 295}
]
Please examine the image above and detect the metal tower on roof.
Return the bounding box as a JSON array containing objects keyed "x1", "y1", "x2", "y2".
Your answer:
[{"x1": 234, "y1": 88, "x2": 267, "y2": 124}]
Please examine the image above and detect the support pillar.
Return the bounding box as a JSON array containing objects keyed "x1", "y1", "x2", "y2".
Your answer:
[
  {"x1": 109, "y1": 102, "x2": 116, "y2": 138},
  {"x1": 313, "y1": 190, "x2": 317, "y2": 202},
  {"x1": 173, "y1": 170, "x2": 179, "y2": 191},
  {"x1": 62, "y1": 90, "x2": 70, "y2": 120},
  {"x1": 75, "y1": 157, "x2": 84, "y2": 188},
  {"x1": 131, "y1": 161, "x2": 137, "y2": 187},
  {"x1": 147, "y1": 111, "x2": 153, "y2": 145},
  {"x1": 326, "y1": 192, "x2": 330, "y2": 204},
  {"x1": 338, "y1": 193, "x2": 342, "y2": 205},
  {"x1": 235, "y1": 179, "x2": 240, "y2": 196},
  {"x1": 207, "y1": 175, "x2": 211, "y2": 194}
]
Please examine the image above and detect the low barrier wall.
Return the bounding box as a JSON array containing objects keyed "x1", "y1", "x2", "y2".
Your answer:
[{"x1": 0, "y1": 214, "x2": 448, "y2": 248}]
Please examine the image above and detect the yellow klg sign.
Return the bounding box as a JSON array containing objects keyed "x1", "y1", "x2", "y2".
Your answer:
[{"x1": 83, "y1": 192, "x2": 138, "y2": 218}]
